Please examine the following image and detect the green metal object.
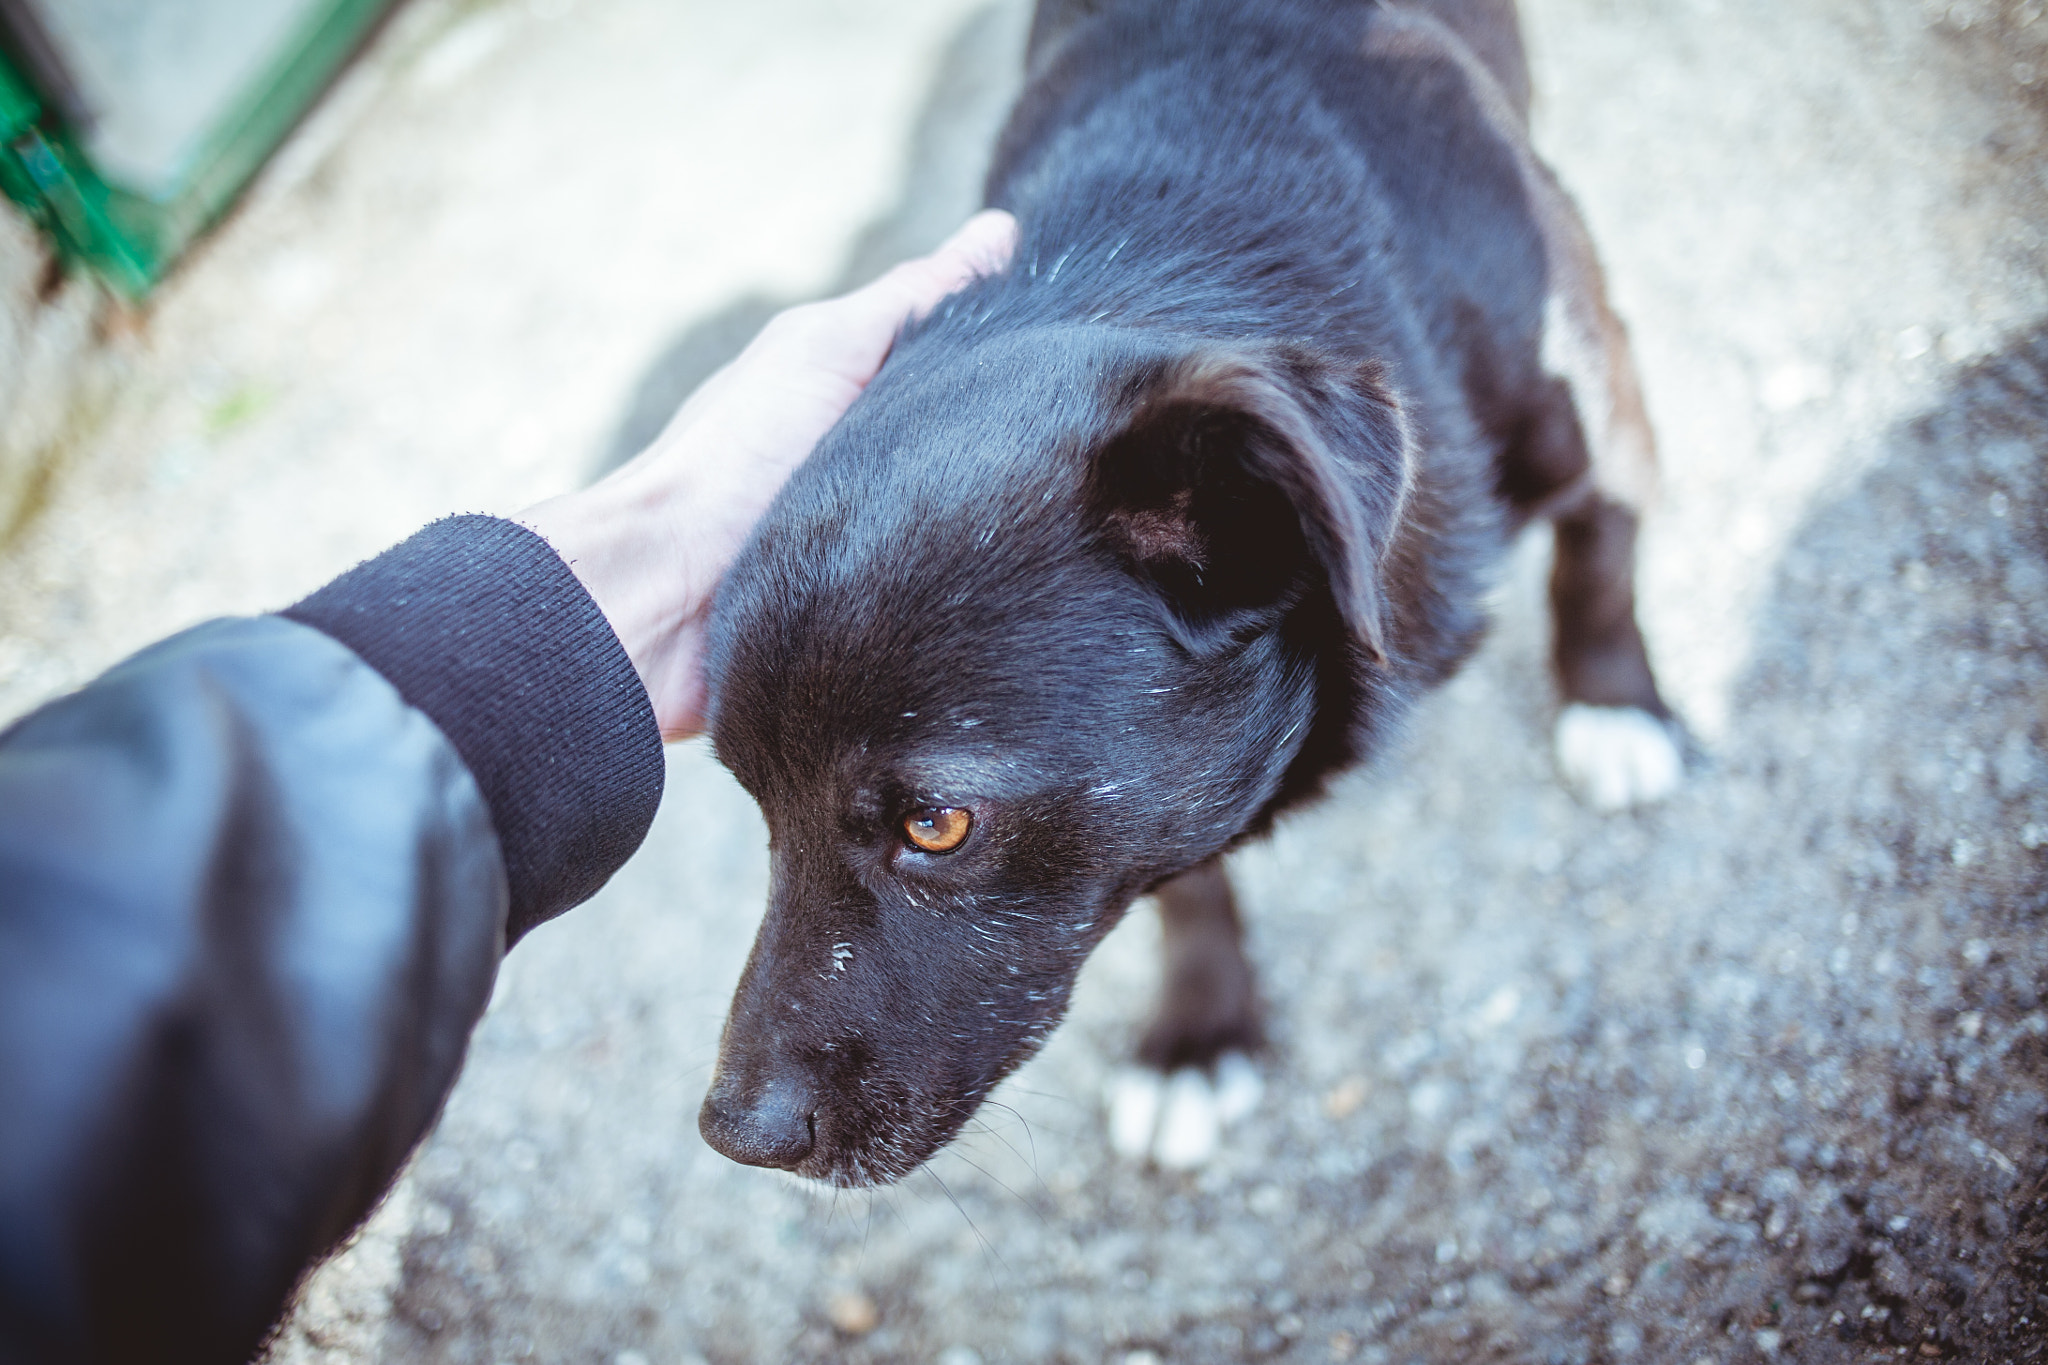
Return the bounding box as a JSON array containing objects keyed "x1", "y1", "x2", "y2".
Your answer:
[{"x1": 0, "y1": 0, "x2": 396, "y2": 300}]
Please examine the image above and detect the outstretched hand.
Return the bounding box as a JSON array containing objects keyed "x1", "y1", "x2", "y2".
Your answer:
[{"x1": 517, "y1": 209, "x2": 1018, "y2": 740}]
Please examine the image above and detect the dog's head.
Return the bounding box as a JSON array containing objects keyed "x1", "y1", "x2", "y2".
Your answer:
[{"x1": 698, "y1": 322, "x2": 1411, "y2": 1185}]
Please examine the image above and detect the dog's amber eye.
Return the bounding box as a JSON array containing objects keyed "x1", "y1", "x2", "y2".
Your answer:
[{"x1": 903, "y1": 806, "x2": 972, "y2": 853}]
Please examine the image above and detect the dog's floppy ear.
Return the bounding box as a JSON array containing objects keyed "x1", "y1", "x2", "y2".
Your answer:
[{"x1": 1090, "y1": 345, "x2": 1414, "y2": 663}]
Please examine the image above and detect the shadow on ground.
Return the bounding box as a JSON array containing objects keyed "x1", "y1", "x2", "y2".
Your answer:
[
  {"x1": 596, "y1": 3, "x2": 1026, "y2": 473},
  {"x1": 1712, "y1": 323, "x2": 2048, "y2": 1361}
]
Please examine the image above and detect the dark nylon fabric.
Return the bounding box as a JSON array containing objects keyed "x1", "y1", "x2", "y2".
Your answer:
[
  {"x1": 0, "y1": 619, "x2": 506, "y2": 1362},
  {"x1": 0, "y1": 518, "x2": 664, "y2": 1362}
]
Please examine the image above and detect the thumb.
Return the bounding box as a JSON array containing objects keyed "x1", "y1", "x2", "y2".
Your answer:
[
  {"x1": 776, "y1": 209, "x2": 1019, "y2": 395},
  {"x1": 903, "y1": 208, "x2": 1020, "y2": 315},
  {"x1": 849, "y1": 209, "x2": 1020, "y2": 336}
]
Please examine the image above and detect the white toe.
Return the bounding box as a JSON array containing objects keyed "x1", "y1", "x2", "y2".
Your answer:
[
  {"x1": 1153, "y1": 1068, "x2": 1221, "y2": 1170},
  {"x1": 1211, "y1": 1051, "x2": 1263, "y2": 1124},
  {"x1": 1554, "y1": 704, "x2": 1682, "y2": 812},
  {"x1": 1108, "y1": 1068, "x2": 1165, "y2": 1159}
]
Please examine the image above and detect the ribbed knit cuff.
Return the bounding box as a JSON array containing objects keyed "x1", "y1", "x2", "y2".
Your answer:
[{"x1": 284, "y1": 515, "x2": 665, "y2": 944}]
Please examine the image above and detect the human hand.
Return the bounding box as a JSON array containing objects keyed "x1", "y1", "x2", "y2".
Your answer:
[{"x1": 516, "y1": 210, "x2": 1017, "y2": 740}]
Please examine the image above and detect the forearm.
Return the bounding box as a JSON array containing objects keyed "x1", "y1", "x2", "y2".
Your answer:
[
  {"x1": 0, "y1": 618, "x2": 502, "y2": 1361},
  {"x1": 0, "y1": 519, "x2": 662, "y2": 1361}
]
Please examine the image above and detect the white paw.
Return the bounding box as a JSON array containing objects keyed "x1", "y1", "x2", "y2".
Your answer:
[
  {"x1": 1210, "y1": 1051, "x2": 1263, "y2": 1123},
  {"x1": 1108, "y1": 1069, "x2": 1164, "y2": 1158},
  {"x1": 1554, "y1": 704, "x2": 1682, "y2": 812},
  {"x1": 1106, "y1": 1053, "x2": 1262, "y2": 1170}
]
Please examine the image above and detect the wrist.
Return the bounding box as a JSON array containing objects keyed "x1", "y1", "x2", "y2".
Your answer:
[
  {"x1": 281, "y1": 516, "x2": 667, "y2": 938},
  {"x1": 517, "y1": 461, "x2": 715, "y2": 741}
]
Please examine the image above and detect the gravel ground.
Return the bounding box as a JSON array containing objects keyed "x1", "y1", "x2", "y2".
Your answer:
[{"x1": 2, "y1": 1, "x2": 2046, "y2": 1362}]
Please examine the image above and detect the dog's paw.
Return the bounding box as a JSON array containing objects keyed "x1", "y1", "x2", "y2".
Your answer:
[
  {"x1": 1553, "y1": 703, "x2": 1682, "y2": 812},
  {"x1": 1107, "y1": 1052, "x2": 1262, "y2": 1170}
]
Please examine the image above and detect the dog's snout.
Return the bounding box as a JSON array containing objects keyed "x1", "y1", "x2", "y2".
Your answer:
[{"x1": 698, "y1": 1066, "x2": 818, "y2": 1171}]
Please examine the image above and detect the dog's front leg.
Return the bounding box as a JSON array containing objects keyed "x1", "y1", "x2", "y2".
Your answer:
[
  {"x1": 1547, "y1": 486, "x2": 1685, "y2": 811},
  {"x1": 1512, "y1": 167, "x2": 1688, "y2": 812},
  {"x1": 1106, "y1": 858, "x2": 1263, "y2": 1169},
  {"x1": 1138, "y1": 859, "x2": 1261, "y2": 1071}
]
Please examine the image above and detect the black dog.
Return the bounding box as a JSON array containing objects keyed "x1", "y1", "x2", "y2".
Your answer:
[{"x1": 698, "y1": 0, "x2": 1679, "y2": 1185}]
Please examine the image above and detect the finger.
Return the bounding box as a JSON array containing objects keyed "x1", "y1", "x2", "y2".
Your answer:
[
  {"x1": 913, "y1": 208, "x2": 1020, "y2": 307},
  {"x1": 706, "y1": 210, "x2": 1019, "y2": 445},
  {"x1": 879, "y1": 208, "x2": 1019, "y2": 321},
  {"x1": 786, "y1": 211, "x2": 1019, "y2": 384}
]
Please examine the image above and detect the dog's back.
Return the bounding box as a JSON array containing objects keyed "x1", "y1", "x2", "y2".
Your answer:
[
  {"x1": 1022, "y1": 0, "x2": 1533, "y2": 116},
  {"x1": 991, "y1": 0, "x2": 1537, "y2": 376},
  {"x1": 993, "y1": 0, "x2": 1563, "y2": 442}
]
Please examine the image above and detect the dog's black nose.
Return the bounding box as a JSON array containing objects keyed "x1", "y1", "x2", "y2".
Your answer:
[{"x1": 698, "y1": 1069, "x2": 818, "y2": 1170}]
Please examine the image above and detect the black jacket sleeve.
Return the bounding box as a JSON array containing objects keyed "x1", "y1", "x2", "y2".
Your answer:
[{"x1": 0, "y1": 516, "x2": 664, "y2": 1365}]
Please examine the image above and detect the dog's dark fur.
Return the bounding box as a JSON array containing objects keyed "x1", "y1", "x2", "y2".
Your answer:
[{"x1": 699, "y1": 0, "x2": 1666, "y2": 1185}]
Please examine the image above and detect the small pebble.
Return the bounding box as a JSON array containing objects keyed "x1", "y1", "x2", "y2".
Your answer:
[
  {"x1": 826, "y1": 1290, "x2": 879, "y2": 1336},
  {"x1": 1323, "y1": 1075, "x2": 1369, "y2": 1119},
  {"x1": 1248, "y1": 1184, "x2": 1290, "y2": 1217}
]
